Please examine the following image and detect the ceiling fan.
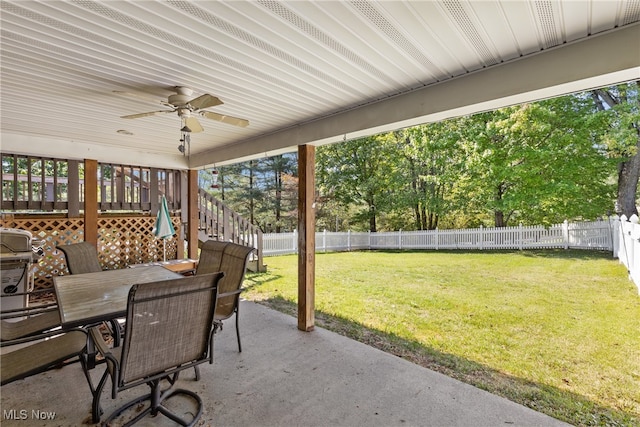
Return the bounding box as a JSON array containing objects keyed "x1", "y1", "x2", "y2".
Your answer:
[{"x1": 114, "y1": 86, "x2": 249, "y2": 132}]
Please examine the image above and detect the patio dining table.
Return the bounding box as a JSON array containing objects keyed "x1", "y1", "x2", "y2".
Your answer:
[{"x1": 53, "y1": 265, "x2": 182, "y2": 329}]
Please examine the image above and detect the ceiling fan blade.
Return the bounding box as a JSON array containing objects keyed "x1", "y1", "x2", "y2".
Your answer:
[
  {"x1": 199, "y1": 111, "x2": 249, "y2": 127},
  {"x1": 185, "y1": 116, "x2": 204, "y2": 133},
  {"x1": 188, "y1": 94, "x2": 223, "y2": 110},
  {"x1": 121, "y1": 110, "x2": 172, "y2": 119}
]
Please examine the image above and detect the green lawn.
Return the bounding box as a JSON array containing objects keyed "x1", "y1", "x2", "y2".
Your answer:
[{"x1": 243, "y1": 250, "x2": 640, "y2": 426}]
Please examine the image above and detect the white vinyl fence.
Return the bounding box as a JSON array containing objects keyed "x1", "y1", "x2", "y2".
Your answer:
[
  {"x1": 262, "y1": 218, "x2": 639, "y2": 293},
  {"x1": 614, "y1": 215, "x2": 640, "y2": 293}
]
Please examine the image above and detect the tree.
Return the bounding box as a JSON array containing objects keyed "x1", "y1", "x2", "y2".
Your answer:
[
  {"x1": 394, "y1": 122, "x2": 465, "y2": 230},
  {"x1": 459, "y1": 96, "x2": 614, "y2": 227},
  {"x1": 590, "y1": 81, "x2": 640, "y2": 217},
  {"x1": 316, "y1": 136, "x2": 396, "y2": 232},
  {"x1": 257, "y1": 154, "x2": 297, "y2": 232}
]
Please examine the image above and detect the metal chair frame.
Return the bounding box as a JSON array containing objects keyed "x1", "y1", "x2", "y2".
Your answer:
[{"x1": 87, "y1": 273, "x2": 223, "y2": 427}]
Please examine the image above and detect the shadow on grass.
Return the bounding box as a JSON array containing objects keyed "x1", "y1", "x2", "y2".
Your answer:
[
  {"x1": 245, "y1": 294, "x2": 638, "y2": 427},
  {"x1": 369, "y1": 248, "x2": 615, "y2": 261}
]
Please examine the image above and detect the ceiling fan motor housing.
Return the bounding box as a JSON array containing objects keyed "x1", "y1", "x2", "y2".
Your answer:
[
  {"x1": 168, "y1": 94, "x2": 191, "y2": 107},
  {"x1": 177, "y1": 108, "x2": 191, "y2": 118}
]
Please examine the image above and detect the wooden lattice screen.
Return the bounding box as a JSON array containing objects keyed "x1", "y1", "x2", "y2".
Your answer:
[{"x1": 1, "y1": 215, "x2": 180, "y2": 291}]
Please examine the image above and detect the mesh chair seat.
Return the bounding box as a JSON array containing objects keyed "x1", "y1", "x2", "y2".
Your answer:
[
  {"x1": 1, "y1": 310, "x2": 61, "y2": 342},
  {"x1": 1, "y1": 329, "x2": 87, "y2": 385}
]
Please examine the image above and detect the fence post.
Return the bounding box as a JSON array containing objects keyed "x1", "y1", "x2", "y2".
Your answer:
[
  {"x1": 435, "y1": 227, "x2": 439, "y2": 250},
  {"x1": 611, "y1": 216, "x2": 619, "y2": 258},
  {"x1": 563, "y1": 220, "x2": 569, "y2": 250},
  {"x1": 293, "y1": 229, "x2": 298, "y2": 253},
  {"x1": 519, "y1": 223, "x2": 523, "y2": 250},
  {"x1": 398, "y1": 229, "x2": 402, "y2": 249},
  {"x1": 323, "y1": 229, "x2": 327, "y2": 253},
  {"x1": 348, "y1": 230, "x2": 351, "y2": 251},
  {"x1": 628, "y1": 215, "x2": 639, "y2": 288},
  {"x1": 480, "y1": 225, "x2": 484, "y2": 250},
  {"x1": 368, "y1": 230, "x2": 371, "y2": 249}
]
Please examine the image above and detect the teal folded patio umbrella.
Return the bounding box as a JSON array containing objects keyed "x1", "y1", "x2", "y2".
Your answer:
[{"x1": 153, "y1": 195, "x2": 175, "y2": 261}]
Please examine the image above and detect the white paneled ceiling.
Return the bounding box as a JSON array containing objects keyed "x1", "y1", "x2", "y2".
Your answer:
[{"x1": 1, "y1": 0, "x2": 639, "y2": 169}]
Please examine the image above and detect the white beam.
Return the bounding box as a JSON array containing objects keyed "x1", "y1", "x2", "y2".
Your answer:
[{"x1": 1, "y1": 134, "x2": 189, "y2": 170}]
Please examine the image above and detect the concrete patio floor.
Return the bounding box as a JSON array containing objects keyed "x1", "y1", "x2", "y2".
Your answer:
[{"x1": 1, "y1": 301, "x2": 569, "y2": 426}]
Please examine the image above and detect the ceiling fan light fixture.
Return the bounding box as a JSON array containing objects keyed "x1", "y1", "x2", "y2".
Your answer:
[{"x1": 181, "y1": 125, "x2": 192, "y2": 133}]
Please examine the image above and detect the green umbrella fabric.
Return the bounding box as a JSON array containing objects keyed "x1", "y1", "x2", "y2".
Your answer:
[{"x1": 153, "y1": 195, "x2": 175, "y2": 260}]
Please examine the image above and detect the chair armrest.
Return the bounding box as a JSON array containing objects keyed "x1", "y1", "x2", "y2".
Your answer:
[
  {"x1": 0, "y1": 288, "x2": 55, "y2": 298},
  {"x1": 217, "y1": 288, "x2": 243, "y2": 299},
  {"x1": 1, "y1": 304, "x2": 58, "y2": 320},
  {"x1": 89, "y1": 326, "x2": 113, "y2": 359}
]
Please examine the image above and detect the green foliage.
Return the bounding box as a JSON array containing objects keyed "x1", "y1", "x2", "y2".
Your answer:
[
  {"x1": 316, "y1": 135, "x2": 398, "y2": 231},
  {"x1": 315, "y1": 89, "x2": 620, "y2": 229},
  {"x1": 458, "y1": 97, "x2": 615, "y2": 226},
  {"x1": 202, "y1": 154, "x2": 298, "y2": 233}
]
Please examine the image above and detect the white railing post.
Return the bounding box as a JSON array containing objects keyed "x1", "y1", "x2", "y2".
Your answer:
[
  {"x1": 348, "y1": 230, "x2": 351, "y2": 251},
  {"x1": 293, "y1": 229, "x2": 298, "y2": 253},
  {"x1": 398, "y1": 229, "x2": 402, "y2": 249},
  {"x1": 435, "y1": 227, "x2": 439, "y2": 250},
  {"x1": 563, "y1": 220, "x2": 569, "y2": 250},
  {"x1": 480, "y1": 225, "x2": 484, "y2": 250},
  {"x1": 368, "y1": 230, "x2": 371, "y2": 249}
]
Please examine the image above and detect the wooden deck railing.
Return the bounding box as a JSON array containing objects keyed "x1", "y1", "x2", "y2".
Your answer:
[
  {"x1": 1, "y1": 152, "x2": 265, "y2": 273},
  {"x1": 197, "y1": 188, "x2": 264, "y2": 271}
]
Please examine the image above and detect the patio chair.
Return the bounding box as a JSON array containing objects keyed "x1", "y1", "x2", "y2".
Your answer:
[
  {"x1": 196, "y1": 240, "x2": 254, "y2": 352},
  {"x1": 57, "y1": 242, "x2": 102, "y2": 274},
  {"x1": 1, "y1": 328, "x2": 87, "y2": 385},
  {"x1": 87, "y1": 272, "x2": 223, "y2": 426},
  {"x1": 57, "y1": 241, "x2": 122, "y2": 345}
]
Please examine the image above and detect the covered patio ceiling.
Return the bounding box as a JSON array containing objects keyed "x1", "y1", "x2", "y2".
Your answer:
[{"x1": 1, "y1": 0, "x2": 639, "y2": 170}]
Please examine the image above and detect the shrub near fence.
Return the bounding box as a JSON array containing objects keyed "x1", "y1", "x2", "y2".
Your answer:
[{"x1": 263, "y1": 218, "x2": 639, "y2": 293}]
